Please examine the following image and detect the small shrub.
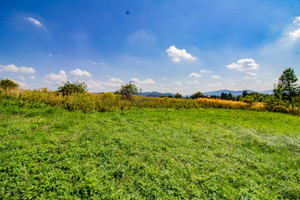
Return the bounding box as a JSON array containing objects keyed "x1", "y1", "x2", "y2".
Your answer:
[
  {"x1": 57, "y1": 81, "x2": 87, "y2": 96},
  {"x1": 0, "y1": 78, "x2": 19, "y2": 90}
]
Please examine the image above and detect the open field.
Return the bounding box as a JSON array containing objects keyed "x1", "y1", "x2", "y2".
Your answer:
[{"x1": 0, "y1": 98, "x2": 300, "y2": 199}]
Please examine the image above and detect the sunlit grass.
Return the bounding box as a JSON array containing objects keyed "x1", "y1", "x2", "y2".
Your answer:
[{"x1": 0, "y1": 98, "x2": 299, "y2": 199}]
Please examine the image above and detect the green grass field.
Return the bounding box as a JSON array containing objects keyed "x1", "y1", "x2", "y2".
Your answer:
[{"x1": 0, "y1": 98, "x2": 299, "y2": 199}]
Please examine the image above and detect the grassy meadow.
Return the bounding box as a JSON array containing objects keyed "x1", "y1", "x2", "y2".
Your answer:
[{"x1": 0, "y1": 97, "x2": 299, "y2": 199}]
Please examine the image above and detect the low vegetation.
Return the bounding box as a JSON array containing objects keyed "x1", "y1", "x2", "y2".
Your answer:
[
  {"x1": 57, "y1": 81, "x2": 87, "y2": 96},
  {"x1": 0, "y1": 88, "x2": 265, "y2": 112},
  {"x1": 0, "y1": 78, "x2": 19, "y2": 90},
  {"x1": 0, "y1": 98, "x2": 299, "y2": 199},
  {"x1": 1, "y1": 86, "x2": 299, "y2": 115}
]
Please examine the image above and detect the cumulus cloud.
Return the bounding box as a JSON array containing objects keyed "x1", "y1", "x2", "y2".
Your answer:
[
  {"x1": 289, "y1": 29, "x2": 300, "y2": 40},
  {"x1": 200, "y1": 69, "x2": 213, "y2": 74},
  {"x1": 27, "y1": 17, "x2": 42, "y2": 26},
  {"x1": 243, "y1": 72, "x2": 257, "y2": 80},
  {"x1": 188, "y1": 72, "x2": 202, "y2": 78},
  {"x1": 19, "y1": 67, "x2": 36, "y2": 74},
  {"x1": 70, "y1": 69, "x2": 92, "y2": 78},
  {"x1": 0, "y1": 64, "x2": 35, "y2": 74},
  {"x1": 15, "y1": 81, "x2": 28, "y2": 89},
  {"x1": 86, "y1": 80, "x2": 105, "y2": 91},
  {"x1": 226, "y1": 58, "x2": 259, "y2": 71},
  {"x1": 288, "y1": 16, "x2": 300, "y2": 40},
  {"x1": 86, "y1": 78, "x2": 124, "y2": 91},
  {"x1": 166, "y1": 45, "x2": 196, "y2": 63},
  {"x1": 44, "y1": 70, "x2": 68, "y2": 84},
  {"x1": 130, "y1": 78, "x2": 156, "y2": 85},
  {"x1": 106, "y1": 77, "x2": 124, "y2": 87},
  {"x1": 211, "y1": 75, "x2": 220, "y2": 79},
  {"x1": 293, "y1": 16, "x2": 300, "y2": 25},
  {"x1": 29, "y1": 76, "x2": 36, "y2": 80}
]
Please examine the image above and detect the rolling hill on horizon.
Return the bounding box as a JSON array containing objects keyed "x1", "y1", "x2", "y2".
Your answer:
[{"x1": 139, "y1": 90, "x2": 273, "y2": 97}]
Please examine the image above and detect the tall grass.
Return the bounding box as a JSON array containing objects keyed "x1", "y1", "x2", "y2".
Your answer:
[{"x1": 0, "y1": 88, "x2": 299, "y2": 114}]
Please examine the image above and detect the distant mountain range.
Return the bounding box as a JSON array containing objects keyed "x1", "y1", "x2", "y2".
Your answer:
[
  {"x1": 140, "y1": 92, "x2": 174, "y2": 97},
  {"x1": 139, "y1": 90, "x2": 273, "y2": 98},
  {"x1": 203, "y1": 90, "x2": 273, "y2": 97}
]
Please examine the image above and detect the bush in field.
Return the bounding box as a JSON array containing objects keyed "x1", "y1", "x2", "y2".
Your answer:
[
  {"x1": 57, "y1": 81, "x2": 87, "y2": 96},
  {"x1": 118, "y1": 81, "x2": 138, "y2": 100},
  {"x1": 0, "y1": 78, "x2": 19, "y2": 90},
  {"x1": 190, "y1": 91, "x2": 204, "y2": 99},
  {"x1": 174, "y1": 93, "x2": 183, "y2": 98}
]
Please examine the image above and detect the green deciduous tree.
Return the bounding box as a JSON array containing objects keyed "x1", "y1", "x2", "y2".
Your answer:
[
  {"x1": 0, "y1": 78, "x2": 19, "y2": 90},
  {"x1": 274, "y1": 68, "x2": 299, "y2": 102},
  {"x1": 190, "y1": 91, "x2": 204, "y2": 99},
  {"x1": 118, "y1": 81, "x2": 138, "y2": 100},
  {"x1": 220, "y1": 92, "x2": 228, "y2": 100},
  {"x1": 174, "y1": 92, "x2": 183, "y2": 98},
  {"x1": 57, "y1": 81, "x2": 87, "y2": 96},
  {"x1": 242, "y1": 90, "x2": 248, "y2": 97},
  {"x1": 228, "y1": 93, "x2": 234, "y2": 100}
]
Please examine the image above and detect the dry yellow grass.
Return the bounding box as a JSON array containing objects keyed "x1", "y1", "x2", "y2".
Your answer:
[{"x1": 0, "y1": 88, "x2": 271, "y2": 112}]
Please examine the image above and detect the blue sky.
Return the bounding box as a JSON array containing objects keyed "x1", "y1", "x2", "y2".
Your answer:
[{"x1": 1, "y1": 0, "x2": 300, "y2": 95}]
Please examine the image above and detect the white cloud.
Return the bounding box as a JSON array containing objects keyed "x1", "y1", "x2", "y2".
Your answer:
[
  {"x1": 174, "y1": 81, "x2": 182, "y2": 86},
  {"x1": 70, "y1": 68, "x2": 92, "y2": 78},
  {"x1": 29, "y1": 76, "x2": 36, "y2": 80},
  {"x1": 44, "y1": 70, "x2": 68, "y2": 84},
  {"x1": 86, "y1": 77, "x2": 124, "y2": 91},
  {"x1": 106, "y1": 77, "x2": 124, "y2": 87},
  {"x1": 15, "y1": 81, "x2": 28, "y2": 89},
  {"x1": 86, "y1": 80, "x2": 105, "y2": 91},
  {"x1": 0, "y1": 64, "x2": 18, "y2": 72},
  {"x1": 166, "y1": 45, "x2": 196, "y2": 63},
  {"x1": 247, "y1": 72, "x2": 257, "y2": 77},
  {"x1": 293, "y1": 16, "x2": 300, "y2": 25},
  {"x1": 288, "y1": 16, "x2": 300, "y2": 40},
  {"x1": 130, "y1": 78, "x2": 156, "y2": 85},
  {"x1": 226, "y1": 58, "x2": 259, "y2": 71},
  {"x1": 186, "y1": 80, "x2": 199, "y2": 85},
  {"x1": 49, "y1": 53, "x2": 53, "y2": 57},
  {"x1": 27, "y1": 17, "x2": 42, "y2": 26},
  {"x1": 200, "y1": 69, "x2": 213, "y2": 74},
  {"x1": 289, "y1": 29, "x2": 300, "y2": 40},
  {"x1": 243, "y1": 72, "x2": 257, "y2": 80},
  {"x1": 0, "y1": 64, "x2": 36, "y2": 74},
  {"x1": 19, "y1": 67, "x2": 36, "y2": 74},
  {"x1": 188, "y1": 72, "x2": 202, "y2": 78},
  {"x1": 211, "y1": 75, "x2": 220, "y2": 79},
  {"x1": 18, "y1": 76, "x2": 25, "y2": 81}
]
